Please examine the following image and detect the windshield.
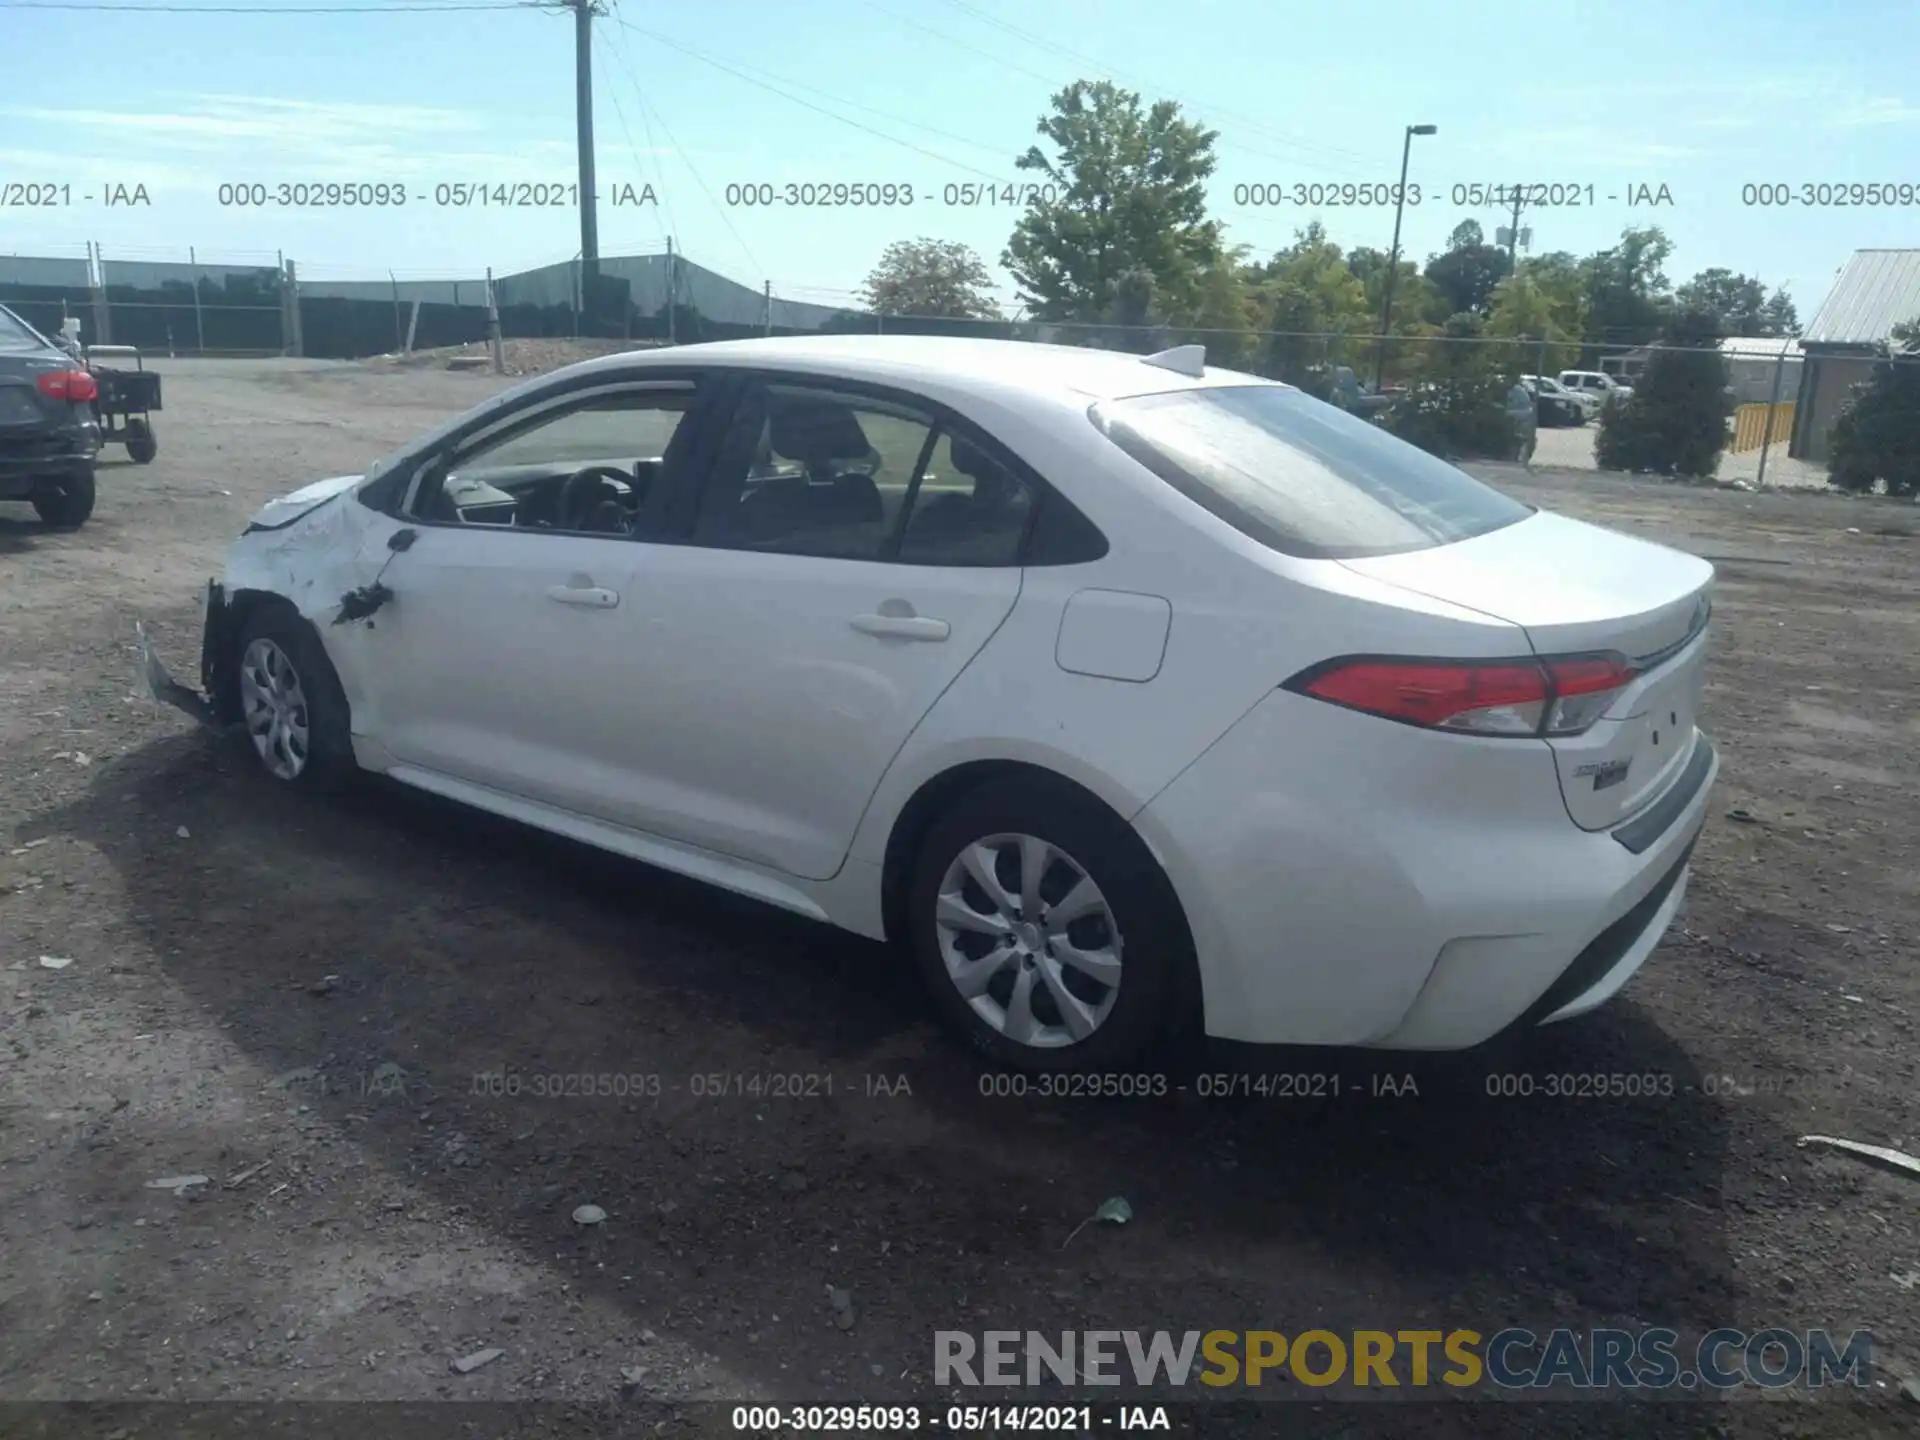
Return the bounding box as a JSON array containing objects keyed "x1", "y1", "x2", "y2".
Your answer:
[
  {"x1": 1091, "y1": 385, "x2": 1531, "y2": 560},
  {"x1": 0, "y1": 307, "x2": 50, "y2": 353}
]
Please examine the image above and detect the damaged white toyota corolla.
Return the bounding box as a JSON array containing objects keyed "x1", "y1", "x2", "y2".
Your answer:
[{"x1": 141, "y1": 335, "x2": 1718, "y2": 1070}]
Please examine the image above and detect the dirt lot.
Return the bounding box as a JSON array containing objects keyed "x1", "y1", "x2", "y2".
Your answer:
[
  {"x1": 2, "y1": 357, "x2": 1918, "y2": 1439},
  {"x1": 1530, "y1": 418, "x2": 1827, "y2": 490}
]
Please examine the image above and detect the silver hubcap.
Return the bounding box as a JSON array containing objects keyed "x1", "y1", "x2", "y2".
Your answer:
[
  {"x1": 933, "y1": 832, "x2": 1122, "y2": 1049},
  {"x1": 239, "y1": 637, "x2": 310, "y2": 781}
]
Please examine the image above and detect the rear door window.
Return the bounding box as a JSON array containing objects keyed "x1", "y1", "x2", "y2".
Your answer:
[{"x1": 1091, "y1": 384, "x2": 1530, "y2": 560}]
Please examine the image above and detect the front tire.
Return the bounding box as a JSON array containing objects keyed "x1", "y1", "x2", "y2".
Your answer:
[
  {"x1": 31, "y1": 468, "x2": 95, "y2": 528},
  {"x1": 233, "y1": 606, "x2": 354, "y2": 791},
  {"x1": 907, "y1": 778, "x2": 1192, "y2": 1072}
]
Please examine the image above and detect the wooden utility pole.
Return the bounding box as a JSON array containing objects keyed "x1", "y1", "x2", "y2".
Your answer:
[
  {"x1": 563, "y1": 0, "x2": 603, "y2": 329},
  {"x1": 1505, "y1": 182, "x2": 1527, "y2": 268}
]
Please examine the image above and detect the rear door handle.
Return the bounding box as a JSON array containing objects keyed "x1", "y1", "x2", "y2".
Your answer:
[
  {"x1": 547, "y1": 584, "x2": 619, "y2": 609},
  {"x1": 850, "y1": 613, "x2": 949, "y2": 642}
]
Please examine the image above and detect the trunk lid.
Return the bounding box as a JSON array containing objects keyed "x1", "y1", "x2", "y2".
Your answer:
[
  {"x1": 1341, "y1": 509, "x2": 1714, "y2": 831},
  {"x1": 0, "y1": 355, "x2": 65, "y2": 432}
]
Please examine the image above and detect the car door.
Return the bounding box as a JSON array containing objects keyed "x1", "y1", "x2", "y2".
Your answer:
[
  {"x1": 364, "y1": 374, "x2": 726, "y2": 819},
  {"x1": 596, "y1": 376, "x2": 1031, "y2": 881}
]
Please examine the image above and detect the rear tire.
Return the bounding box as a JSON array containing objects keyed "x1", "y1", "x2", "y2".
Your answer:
[
  {"x1": 31, "y1": 468, "x2": 95, "y2": 528},
  {"x1": 233, "y1": 605, "x2": 355, "y2": 792},
  {"x1": 907, "y1": 777, "x2": 1193, "y2": 1072},
  {"x1": 125, "y1": 419, "x2": 157, "y2": 465}
]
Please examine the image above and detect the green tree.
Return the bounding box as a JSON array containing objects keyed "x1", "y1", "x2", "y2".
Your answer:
[
  {"x1": 1759, "y1": 288, "x2": 1801, "y2": 337},
  {"x1": 1247, "y1": 222, "x2": 1374, "y2": 374},
  {"x1": 859, "y1": 238, "x2": 1001, "y2": 320},
  {"x1": 1104, "y1": 264, "x2": 1168, "y2": 353},
  {"x1": 1828, "y1": 319, "x2": 1920, "y2": 496},
  {"x1": 1346, "y1": 243, "x2": 1445, "y2": 341},
  {"x1": 1187, "y1": 249, "x2": 1257, "y2": 366},
  {"x1": 1580, "y1": 227, "x2": 1674, "y2": 350},
  {"x1": 1594, "y1": 309, "x2": 1733, "y2": 477},
  {"x1": 1487, "y1": 271, "x2": 1579, "y2": 374},
  {"x1": 1674, "y1": 268, "x2": 1798, "y2": 337},
  {"x1": 1522, "y1": 250, "x2": 1588, "y2": 329},
  {"x1": 1424, "y1": 219, "x2": 1513, "y2": 317},
  {"x1": 1003, "y1": 79, "x2": 1222, "y2": 323},
  {"x1": 1260, "y1": 282, "x2": 1334, "y2": 396},
  {"x1": 1378, "y1": 311, "x2": 1519, "y2": 459}
]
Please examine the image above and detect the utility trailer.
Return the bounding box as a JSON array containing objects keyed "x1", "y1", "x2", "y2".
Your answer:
[{"x1": 85, "y1": 344, "x2": 161, "y2": 464}]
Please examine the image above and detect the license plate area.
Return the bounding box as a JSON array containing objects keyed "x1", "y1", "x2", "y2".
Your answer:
[
  {"x1": 0, "y1": 386, "x2": 44, "y2": 424},
  {"x1": 1551, "y1": 648, "x2": 1707, "y2": 830}
]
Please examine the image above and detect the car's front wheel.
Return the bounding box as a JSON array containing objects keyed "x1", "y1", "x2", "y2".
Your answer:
[
  {"x1": 908, "y1": 778, "x2": 1192, "y2": 1071},
  {"x1": 234, "y1": 606, "x2": 354, "y2": 790}
]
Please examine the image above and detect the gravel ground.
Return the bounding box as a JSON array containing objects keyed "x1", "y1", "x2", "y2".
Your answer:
[{"x1": 2, "y1": 358, "x2": 1918, "y2": 1439}]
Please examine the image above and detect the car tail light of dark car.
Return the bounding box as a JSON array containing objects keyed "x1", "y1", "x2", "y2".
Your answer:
[
  {"x1": 36, "y1": 370, "x2": 98, "y2": 403},
  {"x1": 1284, "y1": 654, "x2": 1637, "y2": 738}
]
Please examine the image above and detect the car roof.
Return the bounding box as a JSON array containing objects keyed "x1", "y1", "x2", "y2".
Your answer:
[{"x1": 565, "y1": 334, "x2": 1281, "y2": 404}]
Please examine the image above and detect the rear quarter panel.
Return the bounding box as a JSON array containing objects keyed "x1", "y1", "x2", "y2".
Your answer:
[{"x1": 847, "y1": 399, "x2": 1537, "y2": 878}]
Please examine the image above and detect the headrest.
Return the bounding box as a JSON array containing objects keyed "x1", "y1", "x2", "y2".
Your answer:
[
  {"x1": 769, "y1": 396, "x2": 872, "y2": 462},
  {"x1": 948, "y1": 434, "x2": 993, "y2": 478}
]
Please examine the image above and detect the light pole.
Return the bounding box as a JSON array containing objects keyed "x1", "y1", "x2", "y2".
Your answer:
[{"x1": 1374, "y1": 123, "x2": 1436, "y2": 391}]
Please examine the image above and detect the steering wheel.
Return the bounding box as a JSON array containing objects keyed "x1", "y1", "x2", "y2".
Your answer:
[{"x1": 557, "y1": 465, "x2": 637, "y2": 532}]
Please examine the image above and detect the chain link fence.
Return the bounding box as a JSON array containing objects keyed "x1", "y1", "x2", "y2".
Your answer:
[{"x1": 5, "y1": 247, "x2": 1914, "y2": 493}]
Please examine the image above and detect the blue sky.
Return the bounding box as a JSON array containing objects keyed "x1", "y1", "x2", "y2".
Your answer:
[{"x1": 4, "y1": 0, "x2": 1917, "y2": 318}]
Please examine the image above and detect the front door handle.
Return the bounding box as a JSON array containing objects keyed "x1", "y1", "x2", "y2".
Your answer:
[
  {"x1": 547, "y1": 584, "x2": 619, "y2": 609},
  {"x1": 851, "y1": 613, "x2": 949, "y2": 642}
]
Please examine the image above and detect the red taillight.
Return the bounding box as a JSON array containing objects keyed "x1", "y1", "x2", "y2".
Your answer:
[
  {"x1": 36, "y1": 369, "x2": 98, "y2": 403},
  {"x1": 1288, "y1": 653, "x2": 1637, "y2": 737}
]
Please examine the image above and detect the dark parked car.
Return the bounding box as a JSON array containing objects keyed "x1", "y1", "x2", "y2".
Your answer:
[
  {"x1": 0, "y1": 304, "x2": 101, "y2": 527},
  {"x1": 1521, "y1": 374, "x2": 1589, "y2": 427},
  {"x1": 1326, "y1": 365, "x2": 1394, "y2": 418}
]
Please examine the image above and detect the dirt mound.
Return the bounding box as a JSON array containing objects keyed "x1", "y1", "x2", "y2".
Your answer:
[{"x1": 362, "y1": 336, "x2": 666, "y2": 378}]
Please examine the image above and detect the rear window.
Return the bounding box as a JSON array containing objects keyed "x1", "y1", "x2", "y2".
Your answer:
[
  {"x1": 0, "y1": 307, "x2": 48, "y2": 352},
  {"x1": 1090, "y1": 384, "x2": 1531, "y2": 560}
]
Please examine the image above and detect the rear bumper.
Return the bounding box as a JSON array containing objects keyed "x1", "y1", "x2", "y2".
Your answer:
[
  {"x1": 0, "y1": 426, "x2": 99, "y2": 495},
  {"x1": 1132, "y1": 688, "x2": 1719, "y2": 1050}
]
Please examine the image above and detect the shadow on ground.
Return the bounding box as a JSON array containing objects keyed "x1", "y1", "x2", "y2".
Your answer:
[{"x1": 23, "y1": 731, "x2": 1764, "y2": 1429}]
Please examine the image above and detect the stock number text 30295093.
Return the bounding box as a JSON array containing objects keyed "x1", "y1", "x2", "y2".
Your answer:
[{"x1": 720, "y1": 181, "x2": 1059, "y2": 208}]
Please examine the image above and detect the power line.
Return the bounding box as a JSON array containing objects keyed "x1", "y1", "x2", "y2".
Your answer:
[
  {"x1": 601, "y1": 4, "x2": 685, "y2": 253},
  {"x1": 604, "y1": 3, "x2": 765, "y2": 281},
  {"x1": 2, "y1": 1, "x2": 532, "y2": 9},
  {"x1": 609, "y1": 16, "x2": 1005, "y2": 184},
  {"x1": 632, "y1": 87, "x2": 765, "y2": 282},
  {"x1": 614, "y1": 19, "x2": 1010, "y2": 160}
]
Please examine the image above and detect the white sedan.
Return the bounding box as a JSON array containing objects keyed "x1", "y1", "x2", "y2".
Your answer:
[{"x1": 141, "y1": 336, "x2": 1718, "y2": 1071}]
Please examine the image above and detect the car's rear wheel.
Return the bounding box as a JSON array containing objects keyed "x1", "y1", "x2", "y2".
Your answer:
[
  {"x1": 125, "y1": 419, "x2": 157, "y2": 465},
  {"x1": 908, "y1": 778, "x2": 1191, "y2": 1071},
  {"x1": 31, "y1": 469, "x2": 95, "y2": 528},
  {"x1": 234, "y1": 606, "x2": 353, "y2": 791}
]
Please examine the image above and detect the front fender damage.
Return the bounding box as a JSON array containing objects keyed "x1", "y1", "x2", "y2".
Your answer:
[
  {"x1": 137, "y1": 614, "x2": 230, "y2": 734},
  {"x1": 137, "y1": 488, "x2": 392, "y2": 734}
]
